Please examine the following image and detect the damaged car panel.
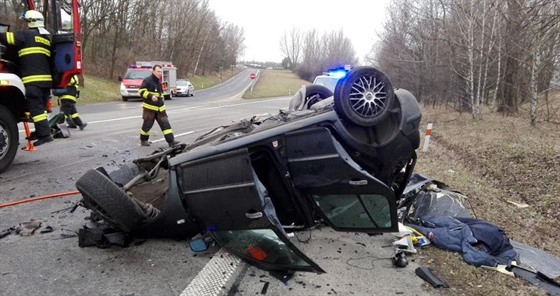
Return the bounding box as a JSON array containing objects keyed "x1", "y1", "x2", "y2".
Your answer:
[{"x1": 75, "y1": 66, "x2": 422, "y2": 273}]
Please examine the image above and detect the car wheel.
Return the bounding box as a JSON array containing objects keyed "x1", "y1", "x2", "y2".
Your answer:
[
  {"x1": 121, "y1": 96, "x2": 129, "y2": 102},
  {"x1": 76, "y1": 169, "x2": 147, "y2": 233},
  {"x1": 0, "y1": 105, "x2": 19, "y2": 174},
  {"x1": 333, "y1": 67, "x2": 395, "y2": 126},
  {"x1": 305, "y1": 85, "x2": 333, "y2": 109}
]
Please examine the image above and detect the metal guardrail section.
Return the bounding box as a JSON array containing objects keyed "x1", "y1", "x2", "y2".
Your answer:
[{"x1": 181, "y1": 248, "x2": 242, "y2": 296}]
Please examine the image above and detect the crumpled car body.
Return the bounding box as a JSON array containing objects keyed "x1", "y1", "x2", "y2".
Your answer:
[{"x1": 76, "y1": 66, "x2": 422, "y2": 273}]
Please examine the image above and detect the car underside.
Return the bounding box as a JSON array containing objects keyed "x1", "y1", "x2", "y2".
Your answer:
[{"x1": 75, "y1": 66, "x2": 422, "y2": 272}]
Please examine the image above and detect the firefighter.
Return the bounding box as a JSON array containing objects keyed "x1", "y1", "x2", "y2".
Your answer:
[
  {"x1": 0, "y1": 10, "x2": 53, "y2": 146},
  {"x1": 58, "y1": 75, "x2": 87, "y2": 130},
  {"x1": 138, "y1": 64, "x2": 179, "y2": 147}
]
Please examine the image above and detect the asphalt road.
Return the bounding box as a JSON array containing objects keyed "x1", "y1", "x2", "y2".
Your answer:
[{"x1": 0, "y1": 70, "x2": 436, "y2": 296}]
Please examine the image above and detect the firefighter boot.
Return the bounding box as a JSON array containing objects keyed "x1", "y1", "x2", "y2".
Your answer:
[
  {"x1": 73, "y1": 117, "x2": 87, "y2": 130},
  {"x1": 66, "y1": 117, "x2": 78, "y2": 129},
  {"x1": 32, "y1": 121, "x2": 53, "y2": 146}
]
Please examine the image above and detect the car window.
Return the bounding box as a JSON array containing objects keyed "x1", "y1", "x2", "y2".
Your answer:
[
  {"x1": 312, "y1": 193, "x2": 393, "y2": 228},
  {"x1": 177, "y1": 80, "x2": 192, "y2": 86},
  {"x1": 124, "y1": 70, "x2": 151, "y2": 80},
  {"x1": 212, "y1": 229, "x2": 319, "y2": 270}
]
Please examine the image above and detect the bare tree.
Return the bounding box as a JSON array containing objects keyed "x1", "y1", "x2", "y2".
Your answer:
[{"x1": 279, "y1": 28, "x2": 303, "y2": 70}]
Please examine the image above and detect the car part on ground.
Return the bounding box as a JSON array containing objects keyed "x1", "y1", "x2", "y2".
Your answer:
[{"x1": 76, "y1": 66, "x2": 422, "y2": 273}]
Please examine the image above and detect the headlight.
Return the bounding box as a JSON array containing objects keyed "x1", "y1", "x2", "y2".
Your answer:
[{"x1": 120, "y1": 82, "x2": 127, "y2": 95}]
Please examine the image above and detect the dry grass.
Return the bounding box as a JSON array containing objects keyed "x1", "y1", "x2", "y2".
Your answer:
[
  {"x1": 413, "y1": 93, "x2": 560, "y2": 295},
  {"x1": 242, "y1": 69, "x2": 310, "y2": 99}
]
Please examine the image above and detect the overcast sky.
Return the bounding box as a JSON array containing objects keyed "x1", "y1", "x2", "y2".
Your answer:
[{"x1": 207, "y1": 0, "x2": 390, "y2": 64}]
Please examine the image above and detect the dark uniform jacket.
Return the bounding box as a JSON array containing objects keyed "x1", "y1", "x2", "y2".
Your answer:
[
  {"x1": 0, "y1": 28, "x2": 52, "y2": 87},
  {"x1": 138, "y1": 74, "x2": 166, "y2": 112},
  {"x1": 59, "y1": 75, "x2": 79, "y2": 102}
]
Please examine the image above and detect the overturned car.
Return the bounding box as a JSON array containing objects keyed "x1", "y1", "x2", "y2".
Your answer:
[{"x1": 75, "y1": 66, "x2": 422, "y2": 273}]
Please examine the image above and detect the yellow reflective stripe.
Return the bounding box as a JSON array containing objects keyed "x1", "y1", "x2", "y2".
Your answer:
[
  {"x1": 18, "y1": 47, "x2": 51, "y2": 57},
  {"x1": 69, "y1": 75, "x2": 79, "y2": 88},
  {"x1": 32, "y1": 113, "x2": 48, "y2": 122},
  {"x1": 6, "y1": 32, "x2": 15, "y2": 45},
  {"x1": 162, "y1": 129, "x2": 173, "y2": 135},
  {"x1": 142, "y1": 102, "x2": 159, "y2": 111},
  {"x1": 158, "y1": 105, "x2": 166, "y2": 112},
  {"x1": 71, "y1": 113, "x2": 79, "y2": 118},
  {"x1": 140, "y1": 130, "x2": 150, "y2": 135},
  {"x1": 22, "y1": 75, "x2": 52, "y2": 84},
  {"x1": 138, "y1": 88, "x2": 149, "y2": 99},
  {"x1": 60, "y1": 95, "x2": 77, "y2": 102}
]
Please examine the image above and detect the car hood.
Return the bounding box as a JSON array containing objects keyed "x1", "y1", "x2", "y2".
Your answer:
[{"x1": 122, "y1": 79, "x2": 142, "y2": 87}]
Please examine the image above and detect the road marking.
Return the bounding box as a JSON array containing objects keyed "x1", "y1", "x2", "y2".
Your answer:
[{"x1": 181, "y1": 248, "x2": 242, "y2": 296}]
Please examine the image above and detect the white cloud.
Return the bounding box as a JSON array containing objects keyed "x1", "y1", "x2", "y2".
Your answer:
[{"x1": 208, "y1": 0, "x2": 389, "y2": 64}]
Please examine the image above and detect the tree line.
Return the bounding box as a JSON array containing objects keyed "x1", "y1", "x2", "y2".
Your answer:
[
  {"x1": 0, "y1": 0, "x2": 245, "y2": 80},
  {"x1": 369, "y1": 0, "x2": 560, "y2": 125}
]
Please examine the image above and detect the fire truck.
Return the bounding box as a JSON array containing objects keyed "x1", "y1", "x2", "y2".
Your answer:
[
  {"x1": 118, "y1": 61, "x2": 177, "y2": 101},
  {"x1": 0, "y1": 0, "x2": 83, "y2": 173}
]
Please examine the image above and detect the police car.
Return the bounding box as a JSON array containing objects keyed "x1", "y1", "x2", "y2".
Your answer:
[{"x1": 312, "y1": 66, "x2": 351, "y2": 92}]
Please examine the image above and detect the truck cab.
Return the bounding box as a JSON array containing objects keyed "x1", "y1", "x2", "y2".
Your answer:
[
  {"x1": 119, "y1": 61, "x2": 177, "y2": 101},
  {"x1": 0, "y1": 0, "x2": 82, "y2": 173}
]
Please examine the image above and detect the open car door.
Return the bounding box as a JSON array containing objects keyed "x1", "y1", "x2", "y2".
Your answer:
[
  {"x1": 284, "y1": 127, "x2": 399, "y2": 232},
  {"x1": 177, "y1": 149, "x2": 325, "y2": 273}
]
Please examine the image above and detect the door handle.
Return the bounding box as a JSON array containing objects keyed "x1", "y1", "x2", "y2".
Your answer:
[{"x1": 245, "y1": 211, "x2": 263, "y2": 219}]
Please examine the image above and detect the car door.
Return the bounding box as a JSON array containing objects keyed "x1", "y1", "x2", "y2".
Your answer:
[
  {"x1": 283, "y1": 127, "x2": 399, "y2": 232},
  {"x1": 177, "y1": 148, "x2": 325, "y2": 273}
]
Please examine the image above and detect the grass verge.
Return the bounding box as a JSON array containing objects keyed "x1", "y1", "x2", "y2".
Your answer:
[
  {"x1": 242, "y1": 69, "x2": 310, "y2": 99},
  {"x1": 413, "y1": 94, "x2": 560, "y2": 295}
]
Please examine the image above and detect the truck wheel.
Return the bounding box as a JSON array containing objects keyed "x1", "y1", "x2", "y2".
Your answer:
[
  {"x1": 333, "y1": 67, "x2": 395, "y2": 126},
  {"x1": 76, "y1": 169, "x2": 147, "y2": 233},
  {"x1": 121, "y1": 96, "x2": 129, "y2": 102},
  {"x1": 0, "y1": 105, "x2": 19, "y2": 174}
]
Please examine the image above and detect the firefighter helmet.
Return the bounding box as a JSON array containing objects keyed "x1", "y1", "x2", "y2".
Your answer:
[{"x1": 21, "y1": 10, "x2": 45, "y2": 28}]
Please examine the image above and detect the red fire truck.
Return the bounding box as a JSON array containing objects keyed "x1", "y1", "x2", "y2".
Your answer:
[
  {"x1": 0, "y1": 0, "x2": 83, "y2": 173},
  {"x1": 118, "y1": 61, "x2": 177, "y2": 101}
]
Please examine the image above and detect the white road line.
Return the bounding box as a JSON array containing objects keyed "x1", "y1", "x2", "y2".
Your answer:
[{"x1": 181, "y1": 248, "x2": 242, "y2": 296}]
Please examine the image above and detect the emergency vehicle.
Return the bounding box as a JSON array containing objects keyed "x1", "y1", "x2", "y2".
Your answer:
[
  {"x1": 118, "y1": 61, "x2": 177, "y2": 101},
  {"x1": 0, "y1": 0, "x2": 83, "y2": 173}
]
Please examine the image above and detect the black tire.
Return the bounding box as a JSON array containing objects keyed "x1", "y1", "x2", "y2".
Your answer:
[
  {"x1": 76, "y1": 169, "x2": 147, "y2": 233},
  {"x1": 0, "y1": 105, "x2": 19, "y2": 174},
  {"x1": 305, "y1": 85, "x2": 333, "y2": 109},
  {"x1": 333, "y1": 67, "x2": 395, "y2": 126},
  {"x1": 121, "y1": 96, "x2": 129, "y2": 102}
]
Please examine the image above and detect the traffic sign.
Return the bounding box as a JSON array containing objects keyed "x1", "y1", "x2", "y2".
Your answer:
[{"x1": 249, "y1": 73, "x2": 256, "y2": 80}]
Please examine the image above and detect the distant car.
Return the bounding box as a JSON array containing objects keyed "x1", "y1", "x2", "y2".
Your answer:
[
  {"x1": 76, "y1": 66, "x2": 422, "y2": 273},
  {"x1": 176, "y1": 79, "x2": 194, "y2": 97}
]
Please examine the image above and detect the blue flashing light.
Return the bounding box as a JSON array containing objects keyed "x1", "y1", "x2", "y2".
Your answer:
[{"x1": 328, "y1": 69, "x2": 347, "y2": 79}]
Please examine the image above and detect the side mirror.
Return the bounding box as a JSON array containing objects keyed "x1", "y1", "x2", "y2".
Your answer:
[{"x1": 118, "y1": 76, "x2": 122, "y2": 81}]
